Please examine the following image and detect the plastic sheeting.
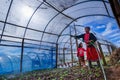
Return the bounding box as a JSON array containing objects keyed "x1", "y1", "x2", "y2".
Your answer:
[
  {"x1": 0, "y1": 46, "x2": 56, "y2": 74},
  {"x1": 0, "y1": 0, "x2": 119, "y2": 74}
]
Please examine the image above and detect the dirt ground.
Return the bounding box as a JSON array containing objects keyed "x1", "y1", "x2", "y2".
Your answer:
[
  {"x1": 0, "y1": 63, "x2": 120, "y2": 80},
  {"x1": 106, "y1": 64, "x2": 120, "y2": 80},
  {"x1": 106, "y1": 48, "x2": 120, "y2": 80}
]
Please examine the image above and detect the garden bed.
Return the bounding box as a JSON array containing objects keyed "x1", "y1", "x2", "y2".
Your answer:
[
  {"x1": 3, "y1": 66, "x2": 103, "y2": 80},
  {"x1": 1, "y1": 64, "x2": 120, "y2": 80}
]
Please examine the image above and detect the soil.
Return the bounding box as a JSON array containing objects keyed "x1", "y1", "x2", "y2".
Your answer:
[
  {"x1": 105, "y1": 64, "x2": 120, "y2": 80},
  {"x1": 0, "y1": 64, "x2": 120, "y2": 80},
  {"x1": 106, "y1": 48, "x2": 120, "y2": 80}
]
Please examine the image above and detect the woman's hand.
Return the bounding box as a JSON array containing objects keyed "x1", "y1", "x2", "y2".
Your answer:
[
  {"x1": 70, "y1": 35, "x2": 77, "y2": 39},
  {"x1": 87, "y1": 40, "x2": 94, "y2": 43}
]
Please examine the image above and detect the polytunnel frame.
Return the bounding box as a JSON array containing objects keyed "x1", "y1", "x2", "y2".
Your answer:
[
  {"x1": 0, "y1": 1, "x2": 57, "y2": 72},
  {"x1": 57, "y1": 14, "x2": 114, "y2": 44},
  {"x1": 56, "y1": 18, "x2": 115, "y2": 64},
  {"x1": 56, "y1": 15, "x2": 115, "y2": 67},
  {"x1": 40, "y1": 1, "x2": 112, "y2": 66},
  {"x1": 0, "y1": 0, "x2": 111, "y2": 46},
  {"x1": 59, "y1": 27, "x2": 111, "y2": 50},
  {"x1": 40, "y1": 0, "x2": 110, "y2": 45},
  {"x1": 43, "y1": 0, "x2": 110, "y2": 67},
  {"x1": 0, "y1": 0, "x2": 117, "y2": 72}
]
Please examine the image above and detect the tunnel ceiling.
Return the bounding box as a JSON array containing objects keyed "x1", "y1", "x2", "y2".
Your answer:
[{"x1": 0, "y1": 0, "x2": 120, "y2": 49}]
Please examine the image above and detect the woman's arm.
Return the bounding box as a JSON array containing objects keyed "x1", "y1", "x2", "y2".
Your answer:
[{"x1": 71, "y1": 34, "x2": 84, "y2": 39}]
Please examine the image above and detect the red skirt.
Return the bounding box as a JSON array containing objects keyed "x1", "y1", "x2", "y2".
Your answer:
[{"x1": 86, "y1": 46, "x2": 99, "y2": 61}]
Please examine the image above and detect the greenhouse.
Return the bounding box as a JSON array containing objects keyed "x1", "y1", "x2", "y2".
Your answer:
[{"x1": 0, "y1": 0, "x2": 120, "y2": 80}]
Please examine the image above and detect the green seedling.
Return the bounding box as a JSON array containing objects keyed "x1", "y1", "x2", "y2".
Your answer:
[
  {"x1": 37, "y1": 77, "x2": 41, "y2": 80},
  {"x1": 95, "y1": 73, "x2": 100, "y2": 77}
]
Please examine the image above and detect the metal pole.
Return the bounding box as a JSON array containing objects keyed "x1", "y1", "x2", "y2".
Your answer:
[
  {"x1": 70, "y1": 27, "x2": 74, "y2": 67},
  {"x1": 73, "y1": 23, "x2": 81, "y2": 67},
  {"x1": 92, "y1": 42, "x2": 107, "y2": 80},
  {"x1": 73, "y1": 23, "x2": 79, "y2": 48},
  {"x1": 63, "y1": 48, "x2": 66, "y2": 63},
  {"x1": 98, "y1": 42, "x2": 107, "y2": 66},
  {"x1": 55, "y1": 43, "x2": 58, "y2": 68},
  {"x1": 107, "y1": 45, "x2": 111, "y2": 55},
  {"x1": 102, "y1": 0, "x2": 110, "y2": 16},
  {"x1": 0, "y1": 0, "x2": 13, "y2": 43},
  {"x1": 20, "y1": 38, "x2": 24, "y2": 72}
]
